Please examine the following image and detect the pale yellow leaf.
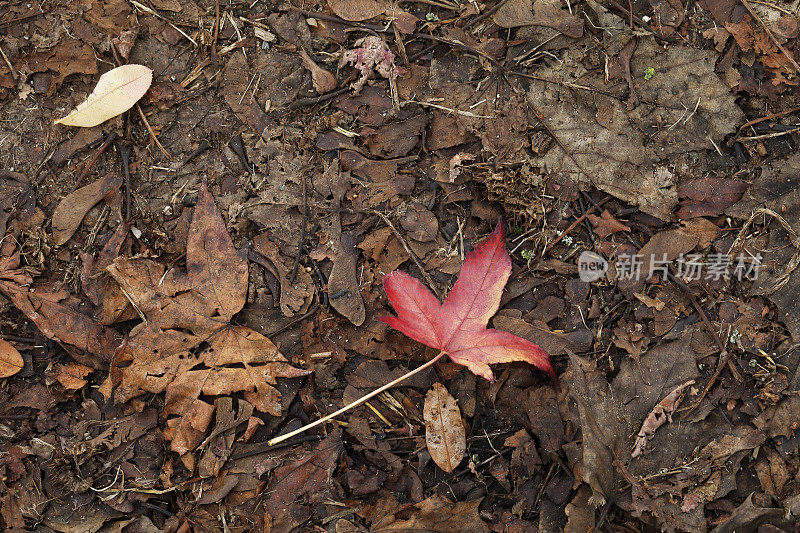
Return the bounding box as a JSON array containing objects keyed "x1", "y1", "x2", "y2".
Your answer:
[
  {"x1": 55, "y1": 64, "x2": 153, "y2": 128},
  {"x1": 423, "y1": 382, "x2": 466, "y2": 473}
]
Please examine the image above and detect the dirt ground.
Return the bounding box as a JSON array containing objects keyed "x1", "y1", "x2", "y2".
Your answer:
[{"x1": 1, "y1": 0, "x2": 800, "y2": 531}]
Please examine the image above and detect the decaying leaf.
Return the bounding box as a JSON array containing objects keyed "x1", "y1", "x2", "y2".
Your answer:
[
  {"x1": 373, "y1": 494, "x2": 490, "y2": 532},
  {"x1": 381, "y1": 222, "x2": 553, "y2": 381},
  {"x1": 263, "y1": 431, "x2": 344, "y2": 533},
  {"x1": 0, "y1": 339, "x2": 24, "y2": 378},
  {"x1": 52, "y1": 362, "x2": 92, "y2": 389},
  {"x1": 327, "y1": 0, "x2": 387, "y2": 22},
  {"x1": 54, "y1": 64, "x2": 153, "y2": 127},
  {"x1": 339, "y1": 36, "x2": 399, "y2": 93},
  {"x1": 423, "y1": 382, "x2": 466, "y2": 473},
  {"x1": 52, "y1": 174, "x2": 123, "y2": 246},
  {"x1": 631, "y1": 379, "x2": 695, "y2": 458},
  {"x1": 106, "y1": 183, "x2": 309, "y2": 454},
  {"x1": 299, "y1": 49, "x2": 337, "y2": 94}
]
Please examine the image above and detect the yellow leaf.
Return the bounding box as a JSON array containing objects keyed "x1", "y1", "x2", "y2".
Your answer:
[
  {"x1": 55, "y1": 64, "x2": 153, "y2": 128},
  {"x1": 0, "y1": 339, "x2": 24, "y2": 378}
]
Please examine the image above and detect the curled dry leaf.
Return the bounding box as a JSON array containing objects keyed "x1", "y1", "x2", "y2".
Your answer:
[
  {"x1": 327, "y1": 0, "x2": 387, "y2": 22},
  {"x1": 424, "y1": 382, "x2": 466, "y2": 473},
  {"x1": 55, "y1": 64, "x2": 153, "y2": 128},
  {"x1": 382, "y1": 222, "x2": 553, "y2": 381},
  {"x1": 52, "y1": 174, "x2": 123, "y2": 246},
  {"x1": 106, "y1": 183, "x2": 309, "y2": 455},
  {"x1": 631, "y1": 379, "x2": 695, "y2": 458},
  {"x1": 299, "y1": 49, "x2": 337, "y2": 94},
  {"x1": 0, "y1": 339, "x2": 24, "y2": 378}
]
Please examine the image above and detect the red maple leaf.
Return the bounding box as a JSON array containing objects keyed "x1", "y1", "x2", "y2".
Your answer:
[{"x1": 381, "y1": 222, "x2": 554, "y2": 381}]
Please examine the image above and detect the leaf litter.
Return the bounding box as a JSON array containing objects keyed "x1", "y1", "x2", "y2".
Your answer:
[{"x1": 1, "y1": 0, "x2": 800, "y2": 530}]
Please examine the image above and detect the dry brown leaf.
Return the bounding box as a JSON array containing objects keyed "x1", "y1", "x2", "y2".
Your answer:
[
  {"x1": 106, "y1": 183, "x2": 308, "y2": 454},
  {"x1": 55, "y1": 65, "x2": 153, "y2": 127},
  {"x1": 423, "y1": 382, "x2": 466, "y2": 473},
  {"x1": 375, "y1": 494, "x2": 489, "y2": 532},
  {"x1": 0, "y1": 339, "x2": 24, "y2": 378},
  {"x1": 52, "y1": 174, "x2": 122, "y2": 246},
  {"x1": 53, "y1": 362, "x2": 92, "y2": 389},
  {"x1": 328, "y1": 0, "x2": 388, "y2": 22},
  {"x1": 299, "y1": 49, "x2": 337, "y2": 94},
  {"x1": 0, "y1": 281, "x2": 122, "y2": 369}
]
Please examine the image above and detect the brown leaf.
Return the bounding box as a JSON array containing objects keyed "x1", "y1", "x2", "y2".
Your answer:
[
  {"x1": 264, "y1": 431, "x2": 344, "y2": 533},
  {"x1": 51, "y1": 174, "x2": 122, "y2": 245},
  {"x1": 494, "y1": 0, "x2": 584, "y2": 37},
  {"x1": 677, "y1": 177, "x2": 748, "y2": 219},
  {"x1": 299, "y1": 49, "x2": 337, "y2": 94},
  {"x1": 53, "y1": 362, "x2": 92, "y2": 389},
  {"x1": 0, "y1": 281, "x2": 122, "y2": 368},
  {"x1": 80, "y1": 223, "x2": 135, "y2": 324},
  {"x1": 0, "y1": 339, "x2": 23, "y2": 378},
  {"x1": 587, "y1": 209, "x2": 631, "y2": 238},
  {"x1": 423, "y1": 382, "x2": 466, "y2": 473},
  {"x1": 328, "y1": 0, "x2": 387, "y2": 22},
  {"x1": 374, "y1": 494, "x2": 489, "y2": 532},
  {"x1": 251, "y1": 232, "x2": 314, "y2": 317},
  {"x1": 106, "y1": 183, "x2": 308, "y2": 454}
]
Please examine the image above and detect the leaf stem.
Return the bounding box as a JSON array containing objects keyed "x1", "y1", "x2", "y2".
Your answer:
[{"x1": 267, "y1": 351, "x2": 446, "y2": 446}]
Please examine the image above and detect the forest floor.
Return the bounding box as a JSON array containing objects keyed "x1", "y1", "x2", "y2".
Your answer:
[{"x1": 1, "y1": 0, "x2": 800, "y2": 531}]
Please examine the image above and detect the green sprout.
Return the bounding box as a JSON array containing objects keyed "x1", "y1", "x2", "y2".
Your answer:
[
  {"x1": 426, "y1": 12, "x2": 439, "y2": 22},
  {"x1": 521, "y1": 249, "x2": 534, "y2": 260},
  {"x1": 644, "y1": 67, "x2": 656, "y2": 81}
]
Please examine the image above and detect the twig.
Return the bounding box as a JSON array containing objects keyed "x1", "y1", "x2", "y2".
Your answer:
[
  {"x1": 290, "y1": 175, "x2": 307, "y2": 284},
  {"x1": 71, "y1": 132, "x2": 118, "y2": 191},
  {"x1": 267, "y1": 352, "x2": 446, "y2": 446},
  {"x1": 464, "y1": 0, "x2": 511, "y2": 29},
  {"x1": 212, "y1": 0, "x2": 221, "y2": 56},
  {"x1": 135, "y1": 104, "x2": 170, "y2": 159},
  {"x1": 736, "y1": 127, "x2": 800, "y2": 142},
  {"x1": 118, "y1": 142, "x2": 132, "y2": 220},
  {"x1": 288, "y1": 86, "x2": 350, "y2": 110},
  {"x1": 739, "y1": 106, "x2": 800, "y2": 131},
  {"x1": 371, "y1": 209, "x2": 443, "y2": 300}
]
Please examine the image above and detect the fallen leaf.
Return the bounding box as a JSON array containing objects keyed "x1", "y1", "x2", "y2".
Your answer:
[
  {"x1": 263, "y1": 431, "x2": 344, "y2": 533},
  {"x1": 328, "y1": 0, "x2": 387, "y2": 22},
  {"x1": 0, "y1": 339, "x2": 23, "y2": 378},
  {"x1": 423, "y1": 382, "x2": 466, "y2": 473},
  {"x1": 299, "y1": 49, "x2": 337, "y2": 94},
  {"x1": 587, "y1": 209, "x2": 631, "y2": 238},
  {"x1": 0, "y1": 282, "x2": 122, "y2": 369},
  {"x1": 54, "y1": 64, "x2": 153, "y2": 127},
  {"x1": 51, "y1": 174, "x2": 123, "y2": 246},
  {"x1": 631, "y1": 379, "x2": 695, "y2": 457},
  {"x1": 381, "y1": 222, "x2": 553, "y2": 381},
  {"x1": 373, "y1": 494, "x2": 489, "y2": 532},
  {"x1": 53, "y1": 362, "x2": 92, "y2": 389},
  {"x1": 106, "y1": 183, "x2": 309, "y2": 454},
  {"x1": 494, "y1": 0, "x2": 584, "y2": 37}
]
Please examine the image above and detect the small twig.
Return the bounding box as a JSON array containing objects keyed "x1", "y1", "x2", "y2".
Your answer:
[
  {"x1": 268, "y1": 352, "x2": 446, "y2": 446},
  {"x1": 290, "y1": 175, "x2": 307, "y2": 284},
  {"x1": 71, "y1": 132, "x2": 118, "y2": 191},
  {"x1": 212, "y1": 0, "x2": 221, "y2": 56},
  {"x1": 464, "y1": 0, "x2": 511, "y2": 29},
  {"x1": 371, "y1": 209, "x2": 443, "y2": 300},
  {"x1": 739, "y1": 106, "x2": 800, "y2": 131},
  {"x1": 135, "y1": 104, "x2": 170, "y2": 159},
  {"x1": 118, "y1": 142, "x2": 132, "y2": 220},
  {"x1": 736, "y1": 126, "x2": 800, "y2": 142}
]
